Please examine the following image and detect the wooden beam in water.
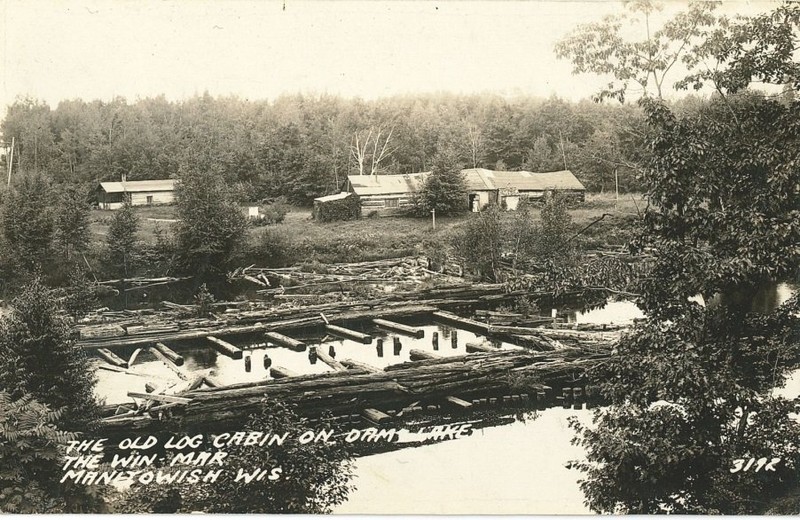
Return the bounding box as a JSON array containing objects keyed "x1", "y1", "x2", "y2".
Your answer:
[
  {"x1": 96, "y1": 348, "x2": 128, "y2": 368},
  {"x1": 409, "y1": 349, "x2": 441, "y2": 361},
  {"x1": 432, "y1": 310, "x2": 489, "y2": 333},
  {"x1": 444, "y1": 396, "x2": 473, "y2": 409},
  {"x1": 373, "y1": 318, "x2": 424, "y2": 338},
  {"x1": 466, "y1": 342, "x2": 496, "y2": 353},
  {"x1": 148, "y1": 347, "x2": 191, "y2": 381},
  {"x1": 361, "y1": 408, "x2": 391, "y2": 425},
  {"x1": 314, "y1": 347, "x2": 347, "y2": 371},
  {"x1": 270, "y1": 366, "x2": 298, "y2": 379},
  {"x1": 265, "y1": 331, "x2": 306, "y2": 352},
  {"x1": 207, "y1": 336, "x2": 243, "y2": 359},
  {"x1": 128, "y1": 392, "x2": 192, "y2": 404},
  {"x1": 340, "y1": 359, "x2": 382, "y2": 373},
  {"x1": 326, "y1": 324, "x2": 372, "y2": 344},
  {"x1": 153, "y1": 342, "x2": 184, "y2": 366}
]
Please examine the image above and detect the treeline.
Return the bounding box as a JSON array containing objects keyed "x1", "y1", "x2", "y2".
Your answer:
[{"x1": 1, "y1": 92, "x2": 650, "y2": 203}]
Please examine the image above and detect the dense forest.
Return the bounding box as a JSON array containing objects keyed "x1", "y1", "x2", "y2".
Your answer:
[{"x1": 1, "y1": 92, "x2": 650, "y2": 203}]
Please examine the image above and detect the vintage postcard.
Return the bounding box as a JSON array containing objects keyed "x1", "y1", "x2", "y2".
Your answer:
[{"x1": 0, "y1": 0, "x2": 798, "y2": 515}]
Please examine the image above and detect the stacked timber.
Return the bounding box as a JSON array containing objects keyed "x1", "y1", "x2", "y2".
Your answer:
[{"x1": 97, "y1": 347, "x2": 610, "y2": 434}]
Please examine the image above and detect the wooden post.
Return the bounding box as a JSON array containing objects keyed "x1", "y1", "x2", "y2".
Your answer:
[
  {"x1": 392, "y1": 337, "x2": 402, "y2": 356},
  {"x1": 376, "y1": 338, "x2": 384, "y2": 357},
  {"x1": 432, "y1": 331, "x2": 439, "y2": 350},
  {"x1": 451, "y1": 330, "x2": 458, "y2": 349},
  {"x1": 263, "y1": 354, "x2": 272, "y2": 369},
  {"x1": 244, "y1": 355, "x2": 252, "y2": 372},
  {"x1": 206, "y1": 336, "x2": 243, "y2": 359},
  {"x1": 308, "y1": 347, "x2": 318, "y2": 364},
  {"x1": 328, "y1": 345, "x2": 336, "y2": 358}
]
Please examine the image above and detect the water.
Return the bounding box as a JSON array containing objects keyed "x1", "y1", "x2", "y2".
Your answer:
[{"x1": 336, "y1": 407, "x2": 593, "y2": 515}]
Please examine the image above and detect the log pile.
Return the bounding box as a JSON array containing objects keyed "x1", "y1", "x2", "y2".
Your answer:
[{"x1": 96, "y1": 346, "x2": 610, "y2": 435}]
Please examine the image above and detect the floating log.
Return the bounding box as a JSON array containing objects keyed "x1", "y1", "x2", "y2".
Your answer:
[
  {"x1": 202, "y1": 376, "x2": 222, "y2": 388},
  {"x1": 207, "y1": 336, "x2": 243, "y2": 359},
  {"x1": 95, "y1": 362, "x2": 166, "y2": 379},
  {"x1": 373, "y1": 318, "x2": 424, "y2": 338},
  {"x1": 444, "y1": 396, "x2": 473, "y2": 409},
  {"x1": 466, "y1": 342, "x2": 495, "y2": 353},
  {"x1": 127, "y1": 323, "x2": 180, "y2": 336},
  {"x1": 409, "y1": 349, "x2": 441, "y2": 361},
  {"x1": 361, "y1": 408, "x2": 391, "y2": 425},
  {"x1": 433, "y1": 311, "x2": 489, "y2": 333},
  {"x1": 148, "y1": 347, "x2": 191, "y2": 381},
  {"x1": 153, "y1": 342, "x2": 184, "y2": 366},
  {"x1": 270, "y1": 366, "x2": 298, "y2": 379},
  {"x1": 325, "y1": 324, "x2": 372, "y2": 343},
  {"x1": 264, "y1": 331, "x2": 306, "y2": 352},
  {"x1": 128, "y1": 392, "x2": 192, "y2": 405},
  {"x1": 96, "y1": 348, "x2": 128, "y2": 368},
  {"x1": 316, "y1": 347, "x2": 347, "y2": 371},
  {"x1": 80, "y1": 324, "x2": 126, "y2": 340}
]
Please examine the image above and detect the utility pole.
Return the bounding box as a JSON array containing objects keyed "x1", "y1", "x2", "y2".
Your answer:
[
  {"x1": 558, "y1": 130, "x2": 568, "y2": 170},
  {"x1": 431, "y1": 208, "x2": 436, "y2": 230}
]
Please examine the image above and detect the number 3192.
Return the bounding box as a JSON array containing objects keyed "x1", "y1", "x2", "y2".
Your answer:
[{"x1": 729, "y1": 457, "x2": 781, "y2": 473}]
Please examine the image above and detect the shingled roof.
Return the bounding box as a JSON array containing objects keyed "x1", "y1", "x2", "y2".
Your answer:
[{"x1": 99, "y1": 179, "x2": 176, "y2": 194}]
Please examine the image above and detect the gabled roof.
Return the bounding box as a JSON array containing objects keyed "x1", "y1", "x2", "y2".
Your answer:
[
  {"x1": 99, "y1": 179, "x2": 176, "y2": 194},
  {"x1": 347, "y1": 173, "x2": 429, "y2": 196},
  {"x1": 314, "y1": 192, "x2": 353, "y2": 203},
  {"x1": 461, "y1": 168, "x2": 586, "y2": 191}
]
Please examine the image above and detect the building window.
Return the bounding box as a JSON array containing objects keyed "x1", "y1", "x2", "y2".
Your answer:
[
  {"x1": 146, "y1": 195, "x2": 153, "y2": 205},
  {"x1": 385, "y1": 198, "x2": 399, "y2": 208}
]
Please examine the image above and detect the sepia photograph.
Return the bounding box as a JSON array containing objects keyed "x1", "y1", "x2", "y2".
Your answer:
[{"x1": 0, "y1": 0, "x2": 798, "y2": 515}]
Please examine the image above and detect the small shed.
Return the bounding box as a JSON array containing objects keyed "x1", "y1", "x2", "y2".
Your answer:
[
  {"x1": 312, "y1": 192, "x2": 361, "y2": 222},
  {"x1": 344, "y1": 173, "x2": 429, "y2": 215},
  {"x1": 97, "y1": 179, "x2": 177, "y2": 210}
]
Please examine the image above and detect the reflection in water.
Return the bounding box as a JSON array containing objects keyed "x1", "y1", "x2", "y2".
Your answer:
[{"x1": 336, "y1": 407, "x2": 593, "y2": 515}]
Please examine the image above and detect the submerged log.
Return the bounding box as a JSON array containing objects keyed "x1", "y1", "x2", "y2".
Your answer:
[
  {"x1": 409, "y1": 349, "x2": 441, "y2": 361},
  {"x1": 466, "y1": 342, "x2": 496, "y2": 353},
  {"x1": 340, "y1": 359, "x2": 382, "y2": 373},
  {"x1": 315, "y1": 347, "x2": 347, "y2": 371},
  {"x1": 270, "y1": 366, "x2": 298, "y2": 379},
  {"x1": 432, "y1": 311, "x2": 489, "y2": 333}
]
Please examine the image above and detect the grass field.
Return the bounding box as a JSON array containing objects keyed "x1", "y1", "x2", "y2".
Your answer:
[{"x1": 88, "y1": 193, "x2": 644, "y2": 265}]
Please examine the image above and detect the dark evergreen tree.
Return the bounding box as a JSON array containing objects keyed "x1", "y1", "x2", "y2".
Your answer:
[
  {"x1": 415, "y1": 149, "x2": 468, "y2": 216},
  {"x1": 105, "y1": 199, "x2": 139, "y2": 277}
]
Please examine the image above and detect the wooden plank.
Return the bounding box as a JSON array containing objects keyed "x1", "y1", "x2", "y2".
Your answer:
[
  {"x1": 207, "y1": 336, "x2": 243, "y2": 359},
  {"x1": 153, "y1": 342, "x2": 184, "y2": 366},
  {"x1": 128, "y1": 392, "x2": 192, "y2": 404},
  {"x1": 270, "y1": 366, "x2": 298, "y2": 379},
  {"x1": 264, "y1": 331, "x2": 306, "y2": 352},
  {"x1": 326, "y1": 324, "x2": 372, "y2": 343},
  {"x1": 373, "y1": 318, "x2": 424, "y2": 338},
  {"x1": 314, "y1": 347, "x2": 347, "y2": 371},
  {"x1": 96, "y1": 348, "x2": 128, "y2": 368}
]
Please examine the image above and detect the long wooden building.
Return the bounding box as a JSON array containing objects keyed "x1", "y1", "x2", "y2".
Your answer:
[{"x1": 344, "y1": 169, "x2": 586, "y2": 215}]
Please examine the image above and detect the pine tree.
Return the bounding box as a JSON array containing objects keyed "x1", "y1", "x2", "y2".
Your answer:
[
  {"x1": 106, "y1": 199, "x2": 139, "y2": 277},
  {"x1": 54, "y1": 184, "x2": 90, "y2": 260},
  {"x1": 2, "y1": 173, "x2": 54, "y2": 271},
  {"x1": 416, "y1": 149, "x2": 468, "y2": 216},
  {"x1": 0, "y1": 278, "x2": 98, "y2": 431}
]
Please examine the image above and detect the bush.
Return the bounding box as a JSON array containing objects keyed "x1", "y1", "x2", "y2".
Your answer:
[{"x1": 251, "y1": 201, "x2": 289, "y2": 226}]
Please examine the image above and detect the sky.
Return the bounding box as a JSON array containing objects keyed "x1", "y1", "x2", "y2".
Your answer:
[{"x1": 0, "y1": 0, "x2": 779, "y2": 119}]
